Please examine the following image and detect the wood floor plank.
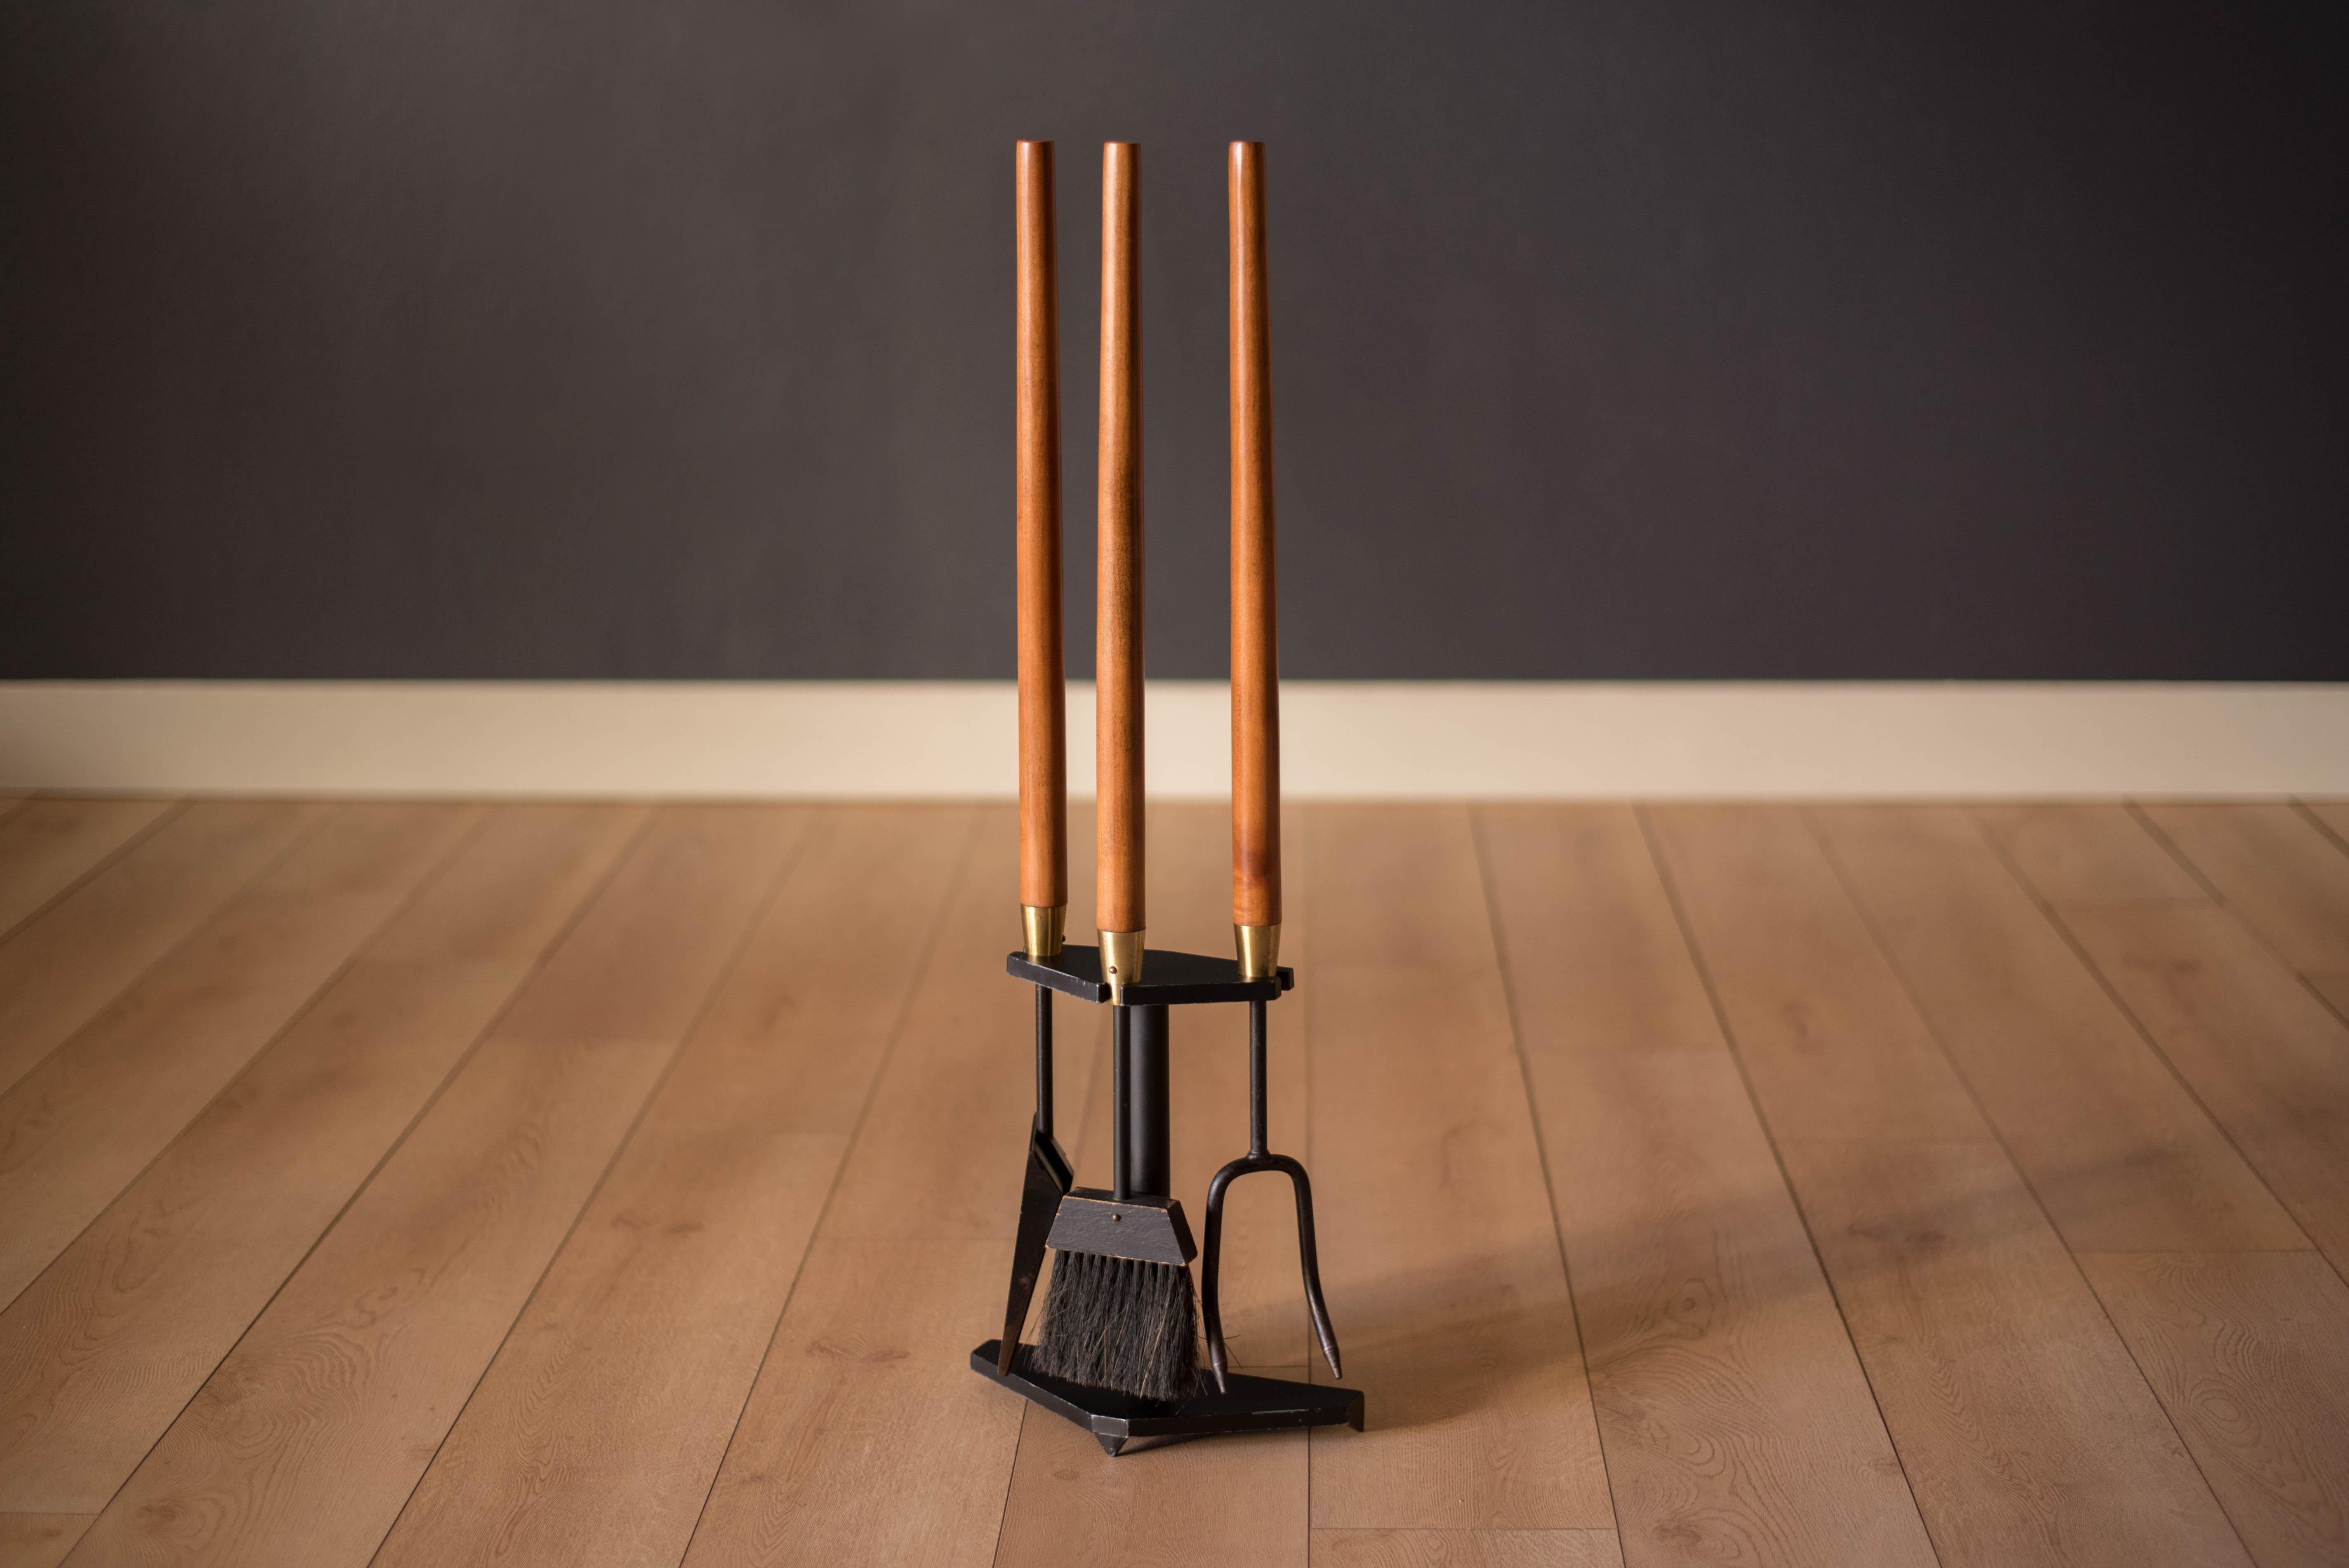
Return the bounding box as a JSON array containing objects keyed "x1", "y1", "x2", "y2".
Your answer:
[
  {"x1": 1482, "y1": 803, "x2": 1935, "y2": 1567},
  {"x1": 1973, "y1": 804, "x2": 2208, "y2": 904},
  {"x1": 2311, "y1": 973, "x2": 2349, "y2": 1024},
  {"x1": 681, "y1": 807, "x2": 1089, "y2": 1567},
  {"x1": 1814, "y1": 805, "x2": 2305, "y2": 1253},
  {"x1": 2302, "y1": 802, "x2": 2349, "y2": 848},
  {"x1": 0, "y1": 1516, "x2": 91, "y2": 1568},
  {"x1": 1476, "y1": 804, "x2": 1726, "y2": 1057},
  {"x1": 64, "y1": 806, "x2": 806, "y2": 1568},
  {"x1": 0, "y1": 804, "x2": 485, "y2": 1308},
  {"x1": 816, "y1": 807, "x2": 1097, "y2": 1244},
  {"x1": 995, "y1": 1368, "x2": 1309, "y2": 1568},
  {"x1": 1305, "y1": 806, "x2": 1611, "y2": 1532},
  {"x1": 0, "y1": 804, "x2": 648, "y2": 1512},
  {"x1": 2061, "y1": 904, "x2": 2349, "y2": 1277},
  {"x1": 1781, "y1": 1138, "x2": 2252, "y2": 1568},
  {"x1": 488, "y1": 808, "x2": 809, "y2": 1048},
  {"x1": 2078, "y1": 1252, "x2": 2349, "y2": 1568},
  {"x1": 1644, "y1": 805, "x2": 1983, "y2": 1142},
  {"x1": 0, "y1": 802, "x2": 325, "y2": 1095},
  {"x1": 1658, "y1": 805, "x2": 2253, "y2": 1566},
  {"x1": 990, "y1": 803, "x2": 1313, "y2": 1568},
  {"x1": 1310, "y1": 1529, "x2": 1625, "y2": 1567},
  {"x1": 681, "y1": 1239, "x2": 1023, "y2": 1568},
  {"x1": 2142, "y1": 805, "x2": 2349, "y2": 978},
  {"x1": 0, "y1": 799, "x2": 177, "y2": 941},
  {"x1": 371, "y1": 806, "x2": 978, "y2": 1568}
]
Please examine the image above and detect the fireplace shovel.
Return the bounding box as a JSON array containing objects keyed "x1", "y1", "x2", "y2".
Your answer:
[
  {"x1": 1199, "y1": 998, "x2": 1342, "y2": 1392},
  {"x1": 998, "y1": 985, "x2": 1073, "y2": 1374}
]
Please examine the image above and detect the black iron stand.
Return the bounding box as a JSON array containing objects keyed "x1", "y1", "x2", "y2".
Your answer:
[{"x1": 971, "y1": 944, "x2": 1362, "y2": 1455}]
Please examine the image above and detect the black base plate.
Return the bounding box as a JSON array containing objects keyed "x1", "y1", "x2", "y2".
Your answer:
[{"x1": 971, "y1": 1340, "x2": 1362, "y2": 1456}]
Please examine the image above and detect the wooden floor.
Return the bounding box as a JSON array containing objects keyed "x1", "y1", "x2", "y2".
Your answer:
[{"x1": 1, "y1": 797, "x2": 2347, "y2": 1568}]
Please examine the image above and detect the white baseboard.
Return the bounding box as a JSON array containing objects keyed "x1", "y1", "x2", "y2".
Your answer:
[{"x1": 0, "y1": 680, "x2": 2342, "y2": 798}]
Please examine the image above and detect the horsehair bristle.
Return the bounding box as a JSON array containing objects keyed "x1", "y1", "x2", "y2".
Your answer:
[{"x1": 1024, "y1": 1248, "x2": 1201, "y2": 1403}]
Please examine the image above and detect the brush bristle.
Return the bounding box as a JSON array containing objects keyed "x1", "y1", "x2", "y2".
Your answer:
[{"x1": 1025, "y1": 1249, "x2": 1201, "y2": 1403}]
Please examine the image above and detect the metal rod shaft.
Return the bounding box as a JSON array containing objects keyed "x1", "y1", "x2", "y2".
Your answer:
[
  {"x1": 1112, "y1": 1005, "x2": 1131, "y2": 1201},
  {"x1": 1126, "y1": 1003, "x2": 1172, "y2": 1198},
  {"x1": 1248, "y1": 998, "x2": 1269, "y2": 1158},
  {"x1": 1033, "y1": 984, "x2": 1054, "y2": 1138}
]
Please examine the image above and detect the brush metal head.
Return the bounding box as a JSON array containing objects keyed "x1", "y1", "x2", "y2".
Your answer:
[
  {"x1": 1046, "y1": 1189, "x2": 1195, "y2": 1265},
  {"x1": 1027, "y1": 1249, "x2": 1202, "y2": 1403}
]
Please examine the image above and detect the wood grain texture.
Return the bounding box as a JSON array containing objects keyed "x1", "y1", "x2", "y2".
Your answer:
[
  {"x1": 1780, "y1": 1137, "x2": 2250, "y2": 1568},
  {"x1": 2143, "y1": 805, "x2": 2349, "y2": 977},
  {"x1": 1229, "y1": 139, "x2": 1281, "y2": 934},
  {"x1": 1661, "y1": 805, "x2": 2252, "y2": 1565},
  {"x1": 69, "y1": 1033, "x2": 677, "y2": 1568},
  {"x1": 1645, "y1": 805, "x2": 1983, "y2": 1141},
  {"x1": 679, "y1": 1241, "x2": 1022, "y2": 1568},
  {"x1": 64, "y1": 808, "x2": 802, "y2": 1568},
  {"x1": 997, "y1": 1368, "x2": 1308, "y2": 1568},
  {"x1": 1476, "y1": 805, "x2": 1723, "y2": 1057},
  {"x1": 2062, "y1": 903, "x2": 2349, "y2": 1276},
  {"x1": 15, "y1": 799, "x2": 2349, "y2": 1565},
  {"x1": 491, "y1": 806, "x2": 807, "y2": 1045},
  {"x1": 1814, "y1": 805, "x2": 2304, "y2": 1253},
  {"x1": 371, "y1": 807, "x2": 976, "y2": 1568},
  {"x1": 819, "y1": 807, "x2": 1098, "y2": 1243},
  {"x1": 1014, "y1": 140, "x2": 1065, "y2": 916},
  {"x1": 0, "y1": 802, "x2": 324, "y2": 1095},
  {"x1": 0, "y1": 1516, "x2": 90, "y2": 1568},
  {"x1": 1973, "y1": 803, "x2": 2209, "y2": 904},
  {"x1": 1310, "y1": 1530, "x2": 1625, "y2": 1567},
  {"x1": 1482, "y1": 804, "x2": 1937, "y2": 1568},
  {"x1": 2079, "y1": 1252, "x2": 2349, "y2": 1568},
  {"x1": 1306, "y1": 806, "x2": 1611, "y2": 1531},
  {"x1": 682, "y1": 808, "x2": 1086, "y2": 1566},
  {"x1": 992, "y1": 803, "x2": 1310, "y2": 1567},
  {"x1": 2310, "y1": 972, "x2": 2349, "y2": 1021},
  {"x1": 0, "y1": 803, "x2": 484, "y2": 1309},
  {"x1": 1095, "y1": 140, "x2": 1144, "y2": 938},
  {"x1": 0, "y1": 805, "x2": 646, "y2": 1513},
  {"x1": 0, "y1": 798, "x2": 175, "y2": 941}
]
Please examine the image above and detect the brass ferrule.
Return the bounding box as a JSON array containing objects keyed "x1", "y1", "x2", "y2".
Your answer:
[
  {"x1": 1234, "y1": 922, "x2": 1282, "y2": 980},
  {"x1": 1098, "y1": 929, "x2": 1145, "y2": 1006},
  {"x1": 1021, "y1": 904, "x2": 1065, "y2": 960}
]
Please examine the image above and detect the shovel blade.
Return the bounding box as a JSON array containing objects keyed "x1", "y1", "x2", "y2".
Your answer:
[{"x1": 998, "y1": 1125, "x2": 1074, "y2": 1373}]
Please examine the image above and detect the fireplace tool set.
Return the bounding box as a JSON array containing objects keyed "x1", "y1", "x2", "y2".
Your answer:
[{"x1": 968, "y1": 141, "x2": 1362, "y2": 1455}]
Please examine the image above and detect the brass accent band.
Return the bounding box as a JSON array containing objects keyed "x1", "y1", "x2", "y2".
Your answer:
[
  {"x1": 1021, "y1": 904, "x2": 1066, "y2": 960},
  {"x1": 1234, "y1": 922, "x2": 1282, "y2": 980},
  {"x1": 1098, "y1": 928, "x2": 1146, "y2": 1006}
]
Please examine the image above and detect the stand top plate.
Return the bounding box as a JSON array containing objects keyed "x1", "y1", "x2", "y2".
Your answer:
[{"x1": 1007, "y1": 944, "x2": 1293, "y2": 1006}]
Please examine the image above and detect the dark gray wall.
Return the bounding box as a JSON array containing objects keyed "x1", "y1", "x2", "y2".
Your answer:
[{"x1": 4, "y1": 2, "x2": 2344, "y2": 680}]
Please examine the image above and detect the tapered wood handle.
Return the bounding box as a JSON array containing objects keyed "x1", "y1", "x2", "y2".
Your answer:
[
  {"x1": 1096, "y1": 142, "x2": 1145, "y2": 936},
  {"x1": 1015, "y1": 141, "x2": 1066, "y2": 916},
  {"x1": 1229, "y1": 142, "x2": 1280, "y2": 930}
]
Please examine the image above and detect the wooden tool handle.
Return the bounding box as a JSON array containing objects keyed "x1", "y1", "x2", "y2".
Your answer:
[
  {"x1": 1229, "y1": 141, "x2": 1281, "y2": 931},
  {"x1": 1015, "y1": 140, "x2": 1066, "y2": 917},
  {"x1": 1096, "y1": 142, "x2": 1145, "y2": 937}
]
